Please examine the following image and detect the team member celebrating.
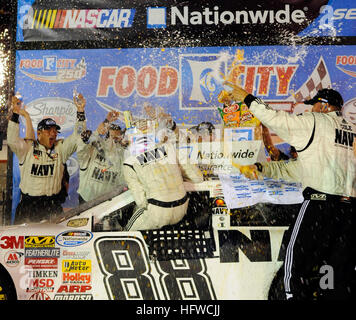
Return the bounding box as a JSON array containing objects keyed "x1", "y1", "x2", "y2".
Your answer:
[
  {"x1": 7, "y1": 92, "x2": 87, "y2": 224},
  {"x1": 77, "y1": 110, "x2": 126, "y2": 203},
  {"x1": 223, "y1": 83, "x2": 355, "y2": 300},
  {"x1": 123, "y1": 119, "x2": 204, "y2": 231}
]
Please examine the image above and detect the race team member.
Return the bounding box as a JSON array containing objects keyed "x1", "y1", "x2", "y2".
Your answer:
[
  {"x1": 123, "y1": 119, "x2": 204, "y2": 231},
  {"x1": 77, "y1": 110, "x2": 126, "y2": 203},
  {"x1": 7, "y1": 93, "x2": 87, "y2": 224},
  {"x1": 223, "y1": 83, "x2": 355, "y2": 300},
  {"x1": 261, "y1": 124, "x2": 297, "y2": 161}
]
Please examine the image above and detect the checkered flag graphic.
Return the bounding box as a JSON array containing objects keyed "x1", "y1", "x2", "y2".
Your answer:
[{"x1": 290, "y1": 56, "x2": 332, "y2": 103}]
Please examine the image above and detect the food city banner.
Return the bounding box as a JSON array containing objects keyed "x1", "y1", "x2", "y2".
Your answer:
[
  {"x1": 16, "y1": 0, "x2": 356, "y2": 42},
  {"x1": 12, "y1": 44, "x2": 356, "y2": 221}
]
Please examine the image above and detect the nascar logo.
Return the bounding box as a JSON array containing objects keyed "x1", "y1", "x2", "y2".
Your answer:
[{"x1": 21, "y1": 8, "x2": 135, "y2": 30}]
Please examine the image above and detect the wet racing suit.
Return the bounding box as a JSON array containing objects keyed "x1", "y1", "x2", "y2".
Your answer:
[
  {"x1": 7, "y1": 112, "x2": 85, "y2": 224},
  {"x1": 245, "y1": 94, "x2": 356, "y2": 300},
  {"x1": 123, "y1": 141, "x2": 204, "y2": 231}
]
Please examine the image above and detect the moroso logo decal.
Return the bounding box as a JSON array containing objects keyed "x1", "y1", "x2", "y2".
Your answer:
[
  {"x1": 19, "y1": 56, "x2": 86, "y2": 83},
  {"x1": 20, "y1": 9, "x2": 135, "y2": 30}
]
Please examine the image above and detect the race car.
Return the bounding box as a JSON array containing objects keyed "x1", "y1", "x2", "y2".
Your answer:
[{"x1": 0, "y1": 180, "x2": 294, "y2": 300}]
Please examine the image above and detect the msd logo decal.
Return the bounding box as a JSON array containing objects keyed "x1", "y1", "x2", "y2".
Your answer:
[{"x1": 19, "y1": 56, "x2": 86, "y2": 83}]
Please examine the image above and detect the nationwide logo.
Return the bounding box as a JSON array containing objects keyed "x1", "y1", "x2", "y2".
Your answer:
[
  {"x1": 21, "y1": 8, "x2": 135, "y2": 30},
  {"x1": 19, "y1": 56, "x2": 86, "y2": 83},
  {"x1": 147, "y1": 5, "x2": 307, "y2": 28},
  {"x1": 336, "y1": 55, "x2": 356, "y2": 78}
]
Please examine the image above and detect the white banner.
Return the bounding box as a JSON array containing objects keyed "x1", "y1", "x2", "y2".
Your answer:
[{"x1": 218, "y1": 173, "x2": 304, "y2": 209}]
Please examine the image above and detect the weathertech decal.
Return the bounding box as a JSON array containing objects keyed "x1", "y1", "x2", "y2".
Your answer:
[{"x1": 22, "y1": 9, "x2": 135, "y2": 30}]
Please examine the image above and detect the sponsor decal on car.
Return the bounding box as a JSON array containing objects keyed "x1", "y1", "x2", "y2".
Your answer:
[
  {"x1": 24, "y1": 236, "x2": 55, "y2": 248},
  {"x1": 0, "y1": 236, "x2": 24, "y2": 249},
  {"x1": 53, "y1": 294, "x2": 93, "y2": 300},
  {"x1": 25, "y1": 248, "x2": 60, "y2": 258},
  {"x1": 62, "y1": 260, "x2": 91, "y2": 273},
  {"x1": 25, "y1": 257, "x2": 58, "y2": 269},
  {"x1": 56, "y1": 231, "x2": 93, "y2": 247},
  {"x1": 4, "y1": 251, "x2": 24, "y2": 267}
]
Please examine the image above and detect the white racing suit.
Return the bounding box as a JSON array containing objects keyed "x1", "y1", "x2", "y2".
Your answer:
[
  {"x1": 245, "y1": 95, "x2": 356, "y2": 300},
  {"x1": 123, "y1": 141, "x2": 203, "y2": 231},
  {"x1": 77, "y1": 132, "x2": 126, "y2": 202},
  {"x1": 7, "y1": 113, "x2": 85, "y2": 223}
]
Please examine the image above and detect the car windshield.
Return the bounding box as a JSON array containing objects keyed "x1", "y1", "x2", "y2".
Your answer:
[{"x1": 54, "y1": 185, "x2": 128, "y2": 224}]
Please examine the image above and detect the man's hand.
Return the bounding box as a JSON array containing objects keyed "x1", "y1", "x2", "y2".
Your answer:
[
  {"x1": 106, "y1": 110, "x2": 120, "y2": 123},
  {"x1": 73, "y1": 93, "x2": 86, "y2": 112},
  {"x1": 18, "y1": 108, "x2": 30, "y2": 118},
  {"x1": 222, "y1": 81, "x2": 249, "y2": 103},
  {"x1": 232, "y1": 162, "x2": 261, "y2": 180},
  {"x1": 353, "y1": 139, "x2": 356, "y2": 158},
  {"x1": 11, "y1": 95, "x2": 22, "y2": 114}
]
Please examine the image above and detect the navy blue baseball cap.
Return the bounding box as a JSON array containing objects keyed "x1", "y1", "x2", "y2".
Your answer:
[
  {"x1": 304, "y1": 89, "x2": 344, "y2": 109},
  {"x1": 37, "y1": 118, "x2": 61, "y2": 131}
]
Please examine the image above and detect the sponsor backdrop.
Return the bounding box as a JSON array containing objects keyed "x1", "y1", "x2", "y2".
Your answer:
[
  {"x1": 11, "y1": 0, "x2": 356, "y2": 222},
  {"x1": 12, "y1": 45, "x2": 356, "y2": 221},
  {"x1": 16, "y1": 0, "x2": 356, "y2": 42}
]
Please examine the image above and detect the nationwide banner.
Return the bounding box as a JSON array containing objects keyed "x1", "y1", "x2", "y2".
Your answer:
[
  {"x1": 12, "y1": 44, "x2": 356, "y2": 221},
  {"x1": 16, "y1": 0, "x2": 356, "y2": 42}
]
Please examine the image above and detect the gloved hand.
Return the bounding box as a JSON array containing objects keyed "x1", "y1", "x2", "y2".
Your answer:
[{"x1": 232, "y1": 162, "x2": 262, "y2": 180}]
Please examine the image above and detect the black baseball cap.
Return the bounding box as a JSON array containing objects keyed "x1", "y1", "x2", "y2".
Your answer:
[
  {"x1": 37, "y1": 118, "x2": 61, "y2": 131},
  {"x1": 304, "y1": 89, "x2": 344, "y2": 109},
  {"x1": 109, "y1": 123, "x2": 122, "y2": 131}
]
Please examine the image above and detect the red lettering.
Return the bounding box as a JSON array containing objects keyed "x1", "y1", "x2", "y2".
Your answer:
[
  {"x1": 275, "y1": 66, "x2": 297, "y2": 95},
  {"x1": 80, "y1": 285, "x2": 92, "y2": 293},
  {"x1": 137, "y1": 66, "x2": 157, "y2": 97},
  {"x1": 336, "y1": 55, "x2": 356, "y2": 65},
  {"x1": 57, "y1": 285, "x2": 68, "y2": 293},
  {"x1": 157, "y1": 67, "x2": 178, "y2": 96},
  {"x1": 244, "y1": 66, "x2": 256, "y2": 94},
  {"x1": 114, "y1": 66, "x2": 136, "y2": 97},
  {"x1": 97, "y1": 67, "x2": 117, "y2": 97},
  {"x1": 257, "y1": 66, "x2": 274, "y2": 95},
  {"x1": 0, "y1": 236, "x2": 24, "y2": 249},
  {"x1": 229, "y1": 66, "x2": 245, "y2": 85}
]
